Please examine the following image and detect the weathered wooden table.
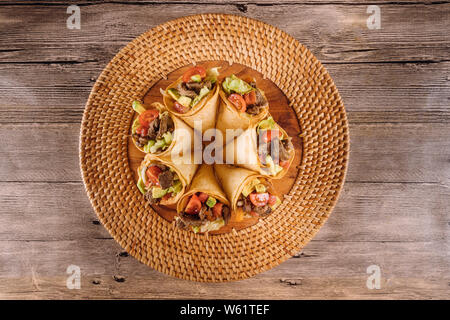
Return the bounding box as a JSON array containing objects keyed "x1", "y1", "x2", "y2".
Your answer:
[{"x1": 0, "y1": 1, "x2": 449, "y2": 299}]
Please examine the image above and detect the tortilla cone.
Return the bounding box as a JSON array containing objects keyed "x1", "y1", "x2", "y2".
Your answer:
[
  {"x1": 163, "y1": 77, "x2": 220, "y2": 133},
  {"x1": 220, "y1": 115, "x2": 294, "y2": 179},
  {"x1": 138, "y1": 153, "x2": 198, "y2": 206},
  {"x1": 132, "y1": 102, "x2": 194, "y2": 158},
  {"x1": 216, "y1": 88, "x2": 269, "y2": 144},
  {"x1": 214, "y1": 164, "x2": 275, "y2": 212},
  {"x1": 177, "y1": 164, "x2": 229, "y2": 213}
]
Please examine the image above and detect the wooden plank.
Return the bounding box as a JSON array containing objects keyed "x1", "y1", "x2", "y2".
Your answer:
[
  {"x1": 0, "y1": 61, "x2": 449, "y2": 124},
  {"x1": 347, "y1": 123, "x2": 450, "y2": 184},
  {"x1": 1, "y1": 122, "x2": 449, "y2": 183},
  {"x1": 1, "y1": 0, "x2": 442, "y2": 5},
  {"x1": 0, "y1": 3, "x2": 448, "y2": 64},
  {"x1": 0, "y1": 181, "x2": 448, "y2": 242},
  {"x1": 0, "y1": 239, "x2": 448, "y2": 299},
  {"x1": 0, "y1": 182, "x2": 110, "y2": 241},
  {"x1": 0, "y1": 123, "x2": 81, "y2": 182}
]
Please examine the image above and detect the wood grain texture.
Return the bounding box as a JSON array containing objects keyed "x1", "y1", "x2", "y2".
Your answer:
[
  {"x1": 0, "y1": 3, "x2": 449, "y2": 64},
  {"x1": 0, "y1": 237, "x2": 448, "y2": 299},
  {"x1": 0, "y1": 1, "x2": 449, "y2": 299},
  {"x1": 1, "y1": 181, "x2": 448, "y2": 243},
  {"x1": 1, "y1": 122, "x2": 449, "y2": 183},
  {"x1": 1, "y1": 61, "x2": 450, "y2": 124}
]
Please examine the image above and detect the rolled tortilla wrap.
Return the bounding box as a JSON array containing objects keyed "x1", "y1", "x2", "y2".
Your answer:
[
  {"x1": 138, "y1": 153, "x2": 198, "y2": 206},
  {"x1": 221, "y1": 115, "x2": 294, "y2": 179},
  {"x1": 216, "y1": 88, "x2": 269, "y2": 144},
  {"x1": 177, "y1": 164, "x2": 230, "y2": 213},
  {"x1": 163, "y1": 78, "x2": 220, "y2": 133},
  {"x1": 132, "y1": 102, "x2": 194, "y2": 158},
  {"x1": 214, "y1": 164, "x2": 276, "y2": 213}
]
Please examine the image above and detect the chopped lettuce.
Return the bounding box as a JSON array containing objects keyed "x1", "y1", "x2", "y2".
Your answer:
[
  {"x1": 178, "y1": 96, "x2": 192, "y2": 107},
  {"x1": 255, "y1": 184, "x2": 266, "y2": 193},
  {"x1": 131, "y1": 118, "x2": 140, "y2": 134},
  {"x1": 205, "y1": 67, "x2": 220, "y2": 84},
  {"x1": 191, "y1": 86, "x2": 210, "y2": 107},
  {"x1": 140, "y1": 165, "x2": 148, "y2": 185},
  {"x1": 257, "y1": 116, "x2": 276, "y2": 134},
  {"x1": 222, "y1": 75, "x2": 253, "y2": 95},
  {"x1": 264, "y1": 155, "x2": 283, "y2": 176},
  {"x1": 192, "y1": 226, "x2": 200, "y2": 234},
  {"x1": 143, "y1": 140, "x2": 156, "y2": 153},
  {"x1": 167, "y1": 88, "x2": 180, "y2": 100},
  {"x1": 167, "y1": 180, "x2": 182, "y2": 194},
  {"x1": 132, "y1": 100, "x2": 146, "y2": 114},
  {"x1": 137, "y1": 178, "x2": 146, "y2": 195},
  {"x1": 150, "y1": 139, "x2": 167, "y2": 153},
  {"x1": 163, "y1": 131, "x2": 173, "y2": 145},
  {"x1": 242, "y1": 178, "x2": 261, "y2": 197},
  {"x1": 198, "y1": 219, "x2": 225, "y2": 233},
  {"x1": 152, "y1": 187, "x2": 167, "y2": 199},
  {"x1": 190, "y1": 74, "x2": 202, "y2": 82},
  {"x1": 206, "y1": 196, "x2": 217, "y2": 208}
]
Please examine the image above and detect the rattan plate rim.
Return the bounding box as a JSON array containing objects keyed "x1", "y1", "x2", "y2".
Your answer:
[{"x1": 80, "y1": 13, "x2": 349, "y2": 282}]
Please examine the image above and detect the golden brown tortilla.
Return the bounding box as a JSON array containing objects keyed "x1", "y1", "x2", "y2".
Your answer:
[
  {"x1": 216, "y1": 88, "x2": 269, "y2": 144},
  {"x1": 132, "y1": 102, "x2": 194, "y2": 159},
  {"x1": 177, "y1": 164, "x2": 229, "y2": 213},
  {"x1": 214, "y1": 164, "x2": 275, "y2": 213},
  {"x1": 163, "y1": 77, "x2": 220, "y2": 133},
  {"x1": 138, "y1": 153, "x2": 198, "y2": 206},
  {"x1": 220, "y1": 114, "x2": 294, "y2": 179}
]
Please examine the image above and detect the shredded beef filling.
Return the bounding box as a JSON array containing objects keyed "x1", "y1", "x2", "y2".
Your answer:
[
  {"x1": 158, "y1": 170, "x2": 174, "y2": 189},
  {"x1": 236, "y1": 194, "x2": 272, "y2": 218},
  {"x1": 176, "y1": 196, "x2": 230, "y2": 231},
  {"x1": 133, "y1": 113, "x2": 174, "y2": 150},
  {"x1": 244, "y1": 88, "x2": 267, "y2": 116},
  {"x1": 177, "y1": 79, "x2": 215, "y2": 99},
  {"x1": 246, "y1": 104, "x2": 261, "y2": 115},
  {"x1": 144, "y1": 187, "x2": 157, "y2": 205},
  {"x1": 143, "y1": 164, "x2": 175, "y2": 205},
  {"x1": 258, "y1": 136, "x2": 293, "y2": 165},
  {"x1": 157, "y1": 112, "x2": 174, "y2": 140}
]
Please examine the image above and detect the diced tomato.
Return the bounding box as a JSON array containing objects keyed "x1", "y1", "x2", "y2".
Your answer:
[
  {"x1": 162, "y1": 193, "x2": 172, "y2": 201},
  {"x1": 212, "y1": 202, "x2": 223, "y2": 218},
  {"x1": 173, "y1": 101, "x2": 189, "y2": 114},
  {"x1": 197, "y1": 192, "x2": 209, "y2": 203},
  {"x1": 268, "y1": 194, "x2": 278, "y2": 206},
  {"x1": 138, "y1": 109, "x2": 159, "y2": 127},
  {"x1": 146, "y1": 165, "x2": 162, "y2": 186},
  {"x1": 185, "y1": 194, "x2": 202, "y2": 215},
  {"x1": 249, "y1": 192, "x2": 269, "y2": 207},
  {"x1": 243, "y1": 90, "x2": 256, "y2": 105},
  {"x1": 228, "y1": 93, "x2": 247, "y2": 112},
  {"x1": 182, "y1": 66, "x2": 207, "y2": 83},
  {"x1": 279, "y1": 160, "x2": 290, "y2": 168},
  {"x1": 135, "y1": 125, "x2": 148, "y2": 137},
  {"x1": 260, "y1": 129, "x2": 281, "y2": 143}
]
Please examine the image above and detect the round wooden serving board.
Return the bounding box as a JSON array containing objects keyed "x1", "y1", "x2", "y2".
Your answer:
[{"x1": 128, "y1": 61, "x2": 303, "y2": 234}]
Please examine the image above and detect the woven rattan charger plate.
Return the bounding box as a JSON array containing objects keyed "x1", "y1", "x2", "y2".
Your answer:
[{"x1": 80, "y1": 14, "x2": 349, "y2": 282}]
